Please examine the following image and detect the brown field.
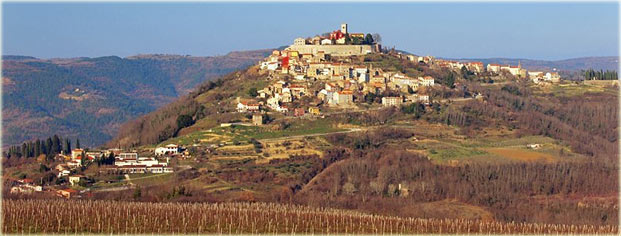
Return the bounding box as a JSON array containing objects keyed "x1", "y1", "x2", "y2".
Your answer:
[
  {"x1": 3, "y1": 199, "x2": 617, "y2": 234},
  {"x1": 485, "y1": 148, "x2": 557, "y2": 162}
]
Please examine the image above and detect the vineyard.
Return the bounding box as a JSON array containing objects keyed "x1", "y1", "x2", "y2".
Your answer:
[{"x1": 3, "y1": 199, "x2": 618, "y2": 234}]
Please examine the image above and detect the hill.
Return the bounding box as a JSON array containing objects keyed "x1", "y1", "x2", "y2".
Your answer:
[
  {"x1": 100, "y1": 46, "x2": 618, "y2": 226},
  {"x1": 1, "y1": 49, "x2": 272, "y2": 147}
]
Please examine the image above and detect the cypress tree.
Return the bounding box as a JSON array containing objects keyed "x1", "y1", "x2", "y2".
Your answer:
[
  {"x1": 21, "y1": 143, "x2": 27, "y2": 158},
  {"x1": 76, "y1": 138, "x2": 81, "y2": 149},
  {"x1": 34, "y1": 140, "x2": 41, "y2": 157},
  {"x1": 45, "y1": 137, "x2": 53, "y2": 155},
  {"x1": 52, "y1": 135, "x2": 61, "y2": 154}
]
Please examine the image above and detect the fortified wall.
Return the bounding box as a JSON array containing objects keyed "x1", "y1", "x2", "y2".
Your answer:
[{"x1": 287, "y1": 45, "x2": 374, "y2": 56}]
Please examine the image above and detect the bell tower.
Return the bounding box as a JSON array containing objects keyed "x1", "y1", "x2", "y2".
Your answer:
[{"x1": 340, "y1": 23, "x2": 348, "y2": 34}]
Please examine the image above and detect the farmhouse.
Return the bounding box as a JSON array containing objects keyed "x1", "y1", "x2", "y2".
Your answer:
[
  {"x1": 237, "y1": 100, "x2": 261, "y2": 113},
  {"x1": 69, "y1": 175, "x2": 84, "y2": 186},
  {"x1": 545, "y1": 72, "x2": 561, "y2": 82},
  {"x1": 155, "y1": 144, "x2": 180, "y2": 156},
  {"x1": 57, "y1": 188, "x2": 78, "y2": 198}
]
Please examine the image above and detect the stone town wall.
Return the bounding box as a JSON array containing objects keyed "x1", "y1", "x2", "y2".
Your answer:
[{"x1": 287, "y1": 45, "x2": 374, "y2": 56}]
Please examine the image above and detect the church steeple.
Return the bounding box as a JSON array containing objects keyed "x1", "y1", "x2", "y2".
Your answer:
[{"x1": 518, "y1": 60, "x2": 521, "y2": 69}]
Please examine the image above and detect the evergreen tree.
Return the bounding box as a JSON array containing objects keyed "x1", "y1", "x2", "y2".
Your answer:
[
  {"x1": 364, "y1": 33, "x2": 374, "y2": 45},
  {"x1": 45, "y1": 138, "x2": 53, "y2": 155},
  {"x1": 21, "y1": 143, "x2": 27, "y2": 158},
  {"x1": 52, "y1": 135, "x2": 61, "y2": 154},
  {"x1": 107, "y1": 152, "x2": 115, "y2": 165},
  {"x1": 76, "y1": 138, "x2": 81, "y2": 149},
  {"x1": 34, "y1": 140, "x2": 41, "y2": 157},
  {"x1": 63, "y1": 138, "x2": 71, "y2": 154},
  {"x1": 80, "y1": 150, "x2": 86, "y2": 167}
]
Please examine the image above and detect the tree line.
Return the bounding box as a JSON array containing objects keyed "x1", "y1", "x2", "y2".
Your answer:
[
  {"x1": 583, "y1": 68, "x2": 618, "y2": 80},
  {"x1": 3, "y1": 135, "x2": 82, "y2": 159}
]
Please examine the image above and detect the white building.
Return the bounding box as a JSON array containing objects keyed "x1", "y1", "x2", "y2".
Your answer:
[
  {"x1": 419, "y1": 76, "x2": 435, "y2": 86},
  {"x1": 114, "y1": 156, "x2": 166, "y2": 167},
  {"x1": 487, "y1": 64, "x2": 501, "y2": 73},
  {"x1": 332, "y1": 90, "x2": 353, "y2": 105},
  {"x1": 381, "y1": 97, "x2": 403, "y2": 107},
  {"x1": 118, "y1": 153, "x2": 138, "y2": 159},
  {"x1": 69, "y1": 175, "x2": 84, "y2": 186},
  {"x1": 155, "y1": 144, "x2": 179, "y2": 156},
  {"x1": 545, "y1": 72, "x2": 561, "y2": 82},
  {"x1": 294, "y1": 37, "x2": 306, "y2": 45}
]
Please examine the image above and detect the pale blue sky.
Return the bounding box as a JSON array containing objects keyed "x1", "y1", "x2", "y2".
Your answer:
[{"x1": 2, "y1": 2, "x2": 619, "y2": 60}]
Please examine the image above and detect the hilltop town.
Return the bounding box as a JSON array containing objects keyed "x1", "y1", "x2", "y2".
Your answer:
[
  {"x1": 237, "y1": 23, "x2": 561, "y2": 119},
  {"x1": 3, "y1": 23, "x2": 571, "y2": 200}
]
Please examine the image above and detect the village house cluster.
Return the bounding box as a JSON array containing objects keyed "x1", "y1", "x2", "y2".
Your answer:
[
  {"x1": 109, "y1": 152, "x2": 173, "y2": 174},
  {"x1": 22, "y1": 146, "x2": 181, "y2": 198},
  {"x1": 240, "y1": 23, "x2": 436, "y2": 115},
  {"x1": 55, "y1": 148, "x2": 103, "y2": 177},
  {"x1": 396, "y1": 53, "x2": 562, "y2": 84}
]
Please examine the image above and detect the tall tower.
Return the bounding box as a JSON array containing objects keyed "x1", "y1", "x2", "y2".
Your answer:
[{"x1": 340, "y1": 23, "x2": 348, "y2": 34}]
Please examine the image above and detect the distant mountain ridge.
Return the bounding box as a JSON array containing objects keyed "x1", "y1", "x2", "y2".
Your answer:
[{"x1": 2, "y1": 49, "x2": 272, "y2": 148}]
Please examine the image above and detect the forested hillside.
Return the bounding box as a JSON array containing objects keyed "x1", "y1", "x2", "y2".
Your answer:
[{"x1": 1, "y1": 50, "x2": 271, "y2": 147}]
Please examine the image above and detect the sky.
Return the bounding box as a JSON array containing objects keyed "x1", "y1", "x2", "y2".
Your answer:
[{"x1": 2, "y1": 2, "x2": 619, "y2": 60}]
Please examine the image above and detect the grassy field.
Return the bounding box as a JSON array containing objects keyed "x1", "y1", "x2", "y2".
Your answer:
[
  {"x1": 128, "y1": 173, "x2": 174, "y2": 186},
  {"x1": 242, "y1": 119, "x2": 345, "y2": 140},
  {"x1": 158, "y1": 117, "x2": 345, "y2": 148},
  {"x1": 533, "y1": 82, "x2": 618, "y2": 97},
  {"x1": 405, "y1": 124, "x2": 585, "y2": 164}
]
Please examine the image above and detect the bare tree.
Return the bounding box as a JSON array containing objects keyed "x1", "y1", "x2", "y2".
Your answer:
[{"x1": 372, "y1": 33, "x2": 382, "y2": 44}]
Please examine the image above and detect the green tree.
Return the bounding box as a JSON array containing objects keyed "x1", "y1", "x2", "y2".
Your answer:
[
  {"x1": 52, "y1": 135, "x2": 61, "y2": 154},
  {"x1": 401, "y1": 102, "x2": 425, "y2": 119},
  {"x1": 34, "y1": 140, "x2": 41, "y2": 157},
  {"x1": 364, "y1": 33, "x2": 374, "y2": 45},
  {"x1": 176, "y1": 115, "x2": 194, "y2": 130},
  {"x1": 63, "y1": 138, "x2": 71, "y2": 154},
  {"x1": 444, "y1": 72, "x2": 456, "y2": 88},
  {"x1": 80, "y1": 150, "x2": 87, "y2": 167},
  {"x1": 364, "y1": 93, "x2": 377, "y2": 104},
  {"x1": 407, "y1": 86, "x2": 415, "y2": 94},
  {"x1": 76, "y1": 139, "x2": 81, "y2": 149},
  {"x1": 45, "y1": 138, "x2": 53, "y2": 155},
  {"x1": 248, "y1": 87, "x2": 258, "y2": 97}
]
